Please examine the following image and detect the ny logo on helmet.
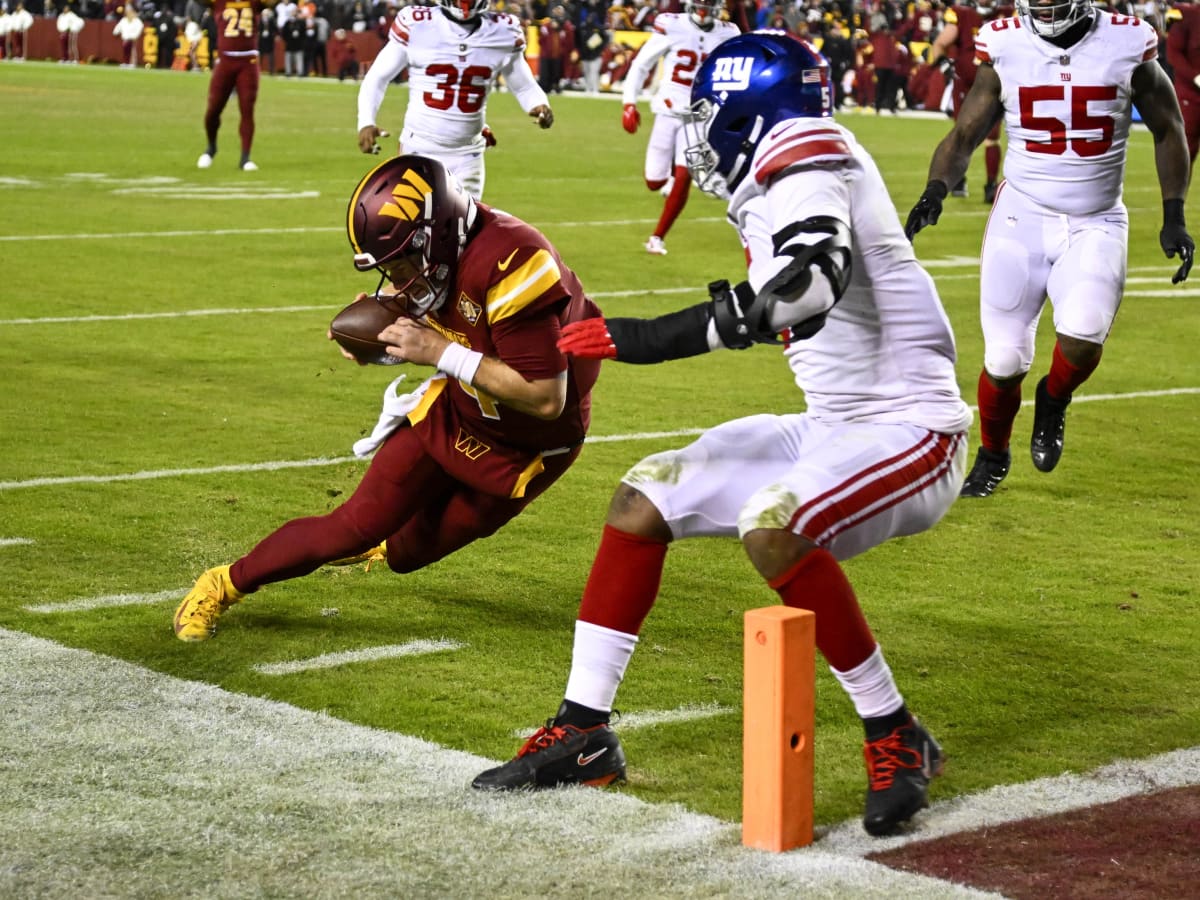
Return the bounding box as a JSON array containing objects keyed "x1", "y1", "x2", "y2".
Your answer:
[
  {"x1": 380, "y1": 168, "x2": 433, "y2": 221},
  {"x1": 710, "y1": 56, "x2": 753, "y2": 91}
]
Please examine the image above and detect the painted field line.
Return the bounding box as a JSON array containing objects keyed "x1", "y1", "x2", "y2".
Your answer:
[
  {"x1": 24, "y1": 587, "x2": 184, "y2": 614},
  {"x1": 252, "y1": 639, "x2": 464, "y2": 675},
  {"x1": 3, "y1": 387, "x2": 1198, "y2": 494},
  {"x1": 819, "y1": 744, "x2": 1200, "y2": 860},
  {"x1": 510, "y1": 702, "x2": 735, "y2": 739},
  {"x1": 0, "y1": 537, "x2": 34, "y2": 548},
  {"x1": 0, "y1": 627, "x2": 991, "y2": 899}
]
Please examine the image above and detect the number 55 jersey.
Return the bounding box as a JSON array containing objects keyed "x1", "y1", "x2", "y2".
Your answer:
[{"x1": 976, "y1": 12, "x2": 1159, "y2": 215}]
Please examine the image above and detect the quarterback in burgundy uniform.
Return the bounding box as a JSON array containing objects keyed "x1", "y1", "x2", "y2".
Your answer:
[
  {"x1": 1167, "y1": 1, "x2": 1200, "y2": 171},
  {"x1": 174, "y1": 156, "x2": 601, "y2": 641},
  {"x1": 197, "y1": 0, "x2": 263, "y2": 171},
  {"x1": 356, "y1": 0, "x2": 554, "y2": 200},
  {"x1": 620, "y1": 0, "x2": 739, "y2": 255},
  {"x1": 908, "y1": 0, "x2": 1193, "y2": 497}
]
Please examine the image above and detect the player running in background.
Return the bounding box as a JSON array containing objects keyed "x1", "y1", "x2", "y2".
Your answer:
[
  {"x1": 907, "y1": 0, "x2": 1193, "y2": 498},
  {"x1": 173, "y1": 155, "x2": 602, "y2": 642},
  {"x1": 1167, "y1": 0, "x2": 1200, "y2": 177},
  {"x1": 197, "y1": 0, "x2": 264, "y2": 171},
  {"x1": 474, "y1": 32, "x2": 972, "y2": 838},
  {"x1": 356, "y1": 0, "x2": 554, "y2": 200},
  {"x1": 620, "y1": 0, "x2": 739, "y2": 256},
  {"x1": 926, "y1": 0, "x2": 1010, "y2": 202}
]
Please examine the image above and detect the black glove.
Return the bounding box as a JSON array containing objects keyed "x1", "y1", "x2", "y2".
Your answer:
[
  {"x1": 904, "y1": 180, "x2": 949, "y2": 242},
  {"x1": 1160, "y1": 198, "x2": 1194, "y2": 284}
]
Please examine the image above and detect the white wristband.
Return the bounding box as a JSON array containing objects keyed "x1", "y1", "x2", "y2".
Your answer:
[
  {"x1": 1194, "y1": 74, "x2": 1200, "y2": 90},
  {"x1": 436, "y1": 342, "x2": 484, "y2": 385}
]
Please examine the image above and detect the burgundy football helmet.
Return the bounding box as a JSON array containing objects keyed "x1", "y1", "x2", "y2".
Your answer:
[{"x1": 347, "y1": 155, "x2": 477, "y2": 316}]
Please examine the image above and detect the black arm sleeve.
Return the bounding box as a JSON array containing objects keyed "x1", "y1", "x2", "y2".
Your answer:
[{"x1": 605, "y1": 303, "x2": 713, "y2": 364}]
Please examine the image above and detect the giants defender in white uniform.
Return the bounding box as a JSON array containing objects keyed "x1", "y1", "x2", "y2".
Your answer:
[
  {"x1": 475, "y1": 32, "x2": 971, "y2": 839},
  {"x1": 356, "y1": 0, "x2": 554, "y2": 200},
  {"x1": 621, "y1": 0, "x2": 739, "y2": 255},
  {"x1": 907, "y1": 0, "x2": 1193, "y2": 497}
]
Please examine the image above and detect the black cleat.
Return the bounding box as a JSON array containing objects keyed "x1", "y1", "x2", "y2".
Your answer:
[
  {"x1": 1030, "y1": 376, "x2": 1069, "y2": 473},
  {"x1": 983, "y1": 181, "x2": 997, "y2": 204},
  {"x1": 950, "y1": 177, "x2": 968, "y2": 198},
  {"x1": 862, "y1": 717, "x2": 944, "y2": 837},
  {"x1": 471, "y1": 720, "x2": 627, "y2": 791},
  {"x1": 959, "y1": 446, "x2": 1011, "y2": 498}
]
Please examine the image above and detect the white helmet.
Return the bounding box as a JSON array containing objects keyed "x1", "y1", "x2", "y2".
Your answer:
[
  {"x1": 1015, "y1": 0, "x2": 1093, "y2": 37},
  {"x1": 686, "y1": 0, "x2": 724, "y2": 28},
  {"x1": 440, "y1": 0, "x2": 489, "y2": 23}
]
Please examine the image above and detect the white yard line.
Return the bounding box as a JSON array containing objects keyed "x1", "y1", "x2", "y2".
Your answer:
[
  {"x1": 251, "y1": 639, "x2": 465, "y2": 675},
  {"x1": 3, "y1": 388, "x2": 1197, "y2": 494},
  {"x1": 0, "y1": 537, "x2": 34, "y2": 548},
  {"x1": 511, "y1": 702, "x2": 735, "y2": 739},
  {"x1": 5, "y1": 627, "x2": 1196, "y2": 898},
  {"x1": 24, "y1": 588, "x2": 184, "y2": 614}
]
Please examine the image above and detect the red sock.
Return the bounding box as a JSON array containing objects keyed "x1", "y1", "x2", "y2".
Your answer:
[
  {"x1": 1046, "y1": 342, "x2": 1099, "y2": 400},
  {"x1": 652, "y1": 165, "x2": 692, "y2": 240},
  {"x1": 576, "y1": 525, "x2": 668, "y2": 635},
  {"x1": 768, "y1": 548, "x2": 876, "y2": 672},
  {"x1": 976, "y1": 368, "x2": 1023, "y2": 452},
  {"x1": 985, "y1": 144, "x2": 1000, "y2": 183}
]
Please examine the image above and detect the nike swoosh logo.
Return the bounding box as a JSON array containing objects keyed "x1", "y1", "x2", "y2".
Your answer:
[
  {"x1": 768, "y1": 125, "x2": 792, "y2": 141},
  {"x1": 498, "y1": 249, "x2": 520, "y2": 272},
  {"x1": 577, "y1": 748, "x2": 608, "y2": 766}
]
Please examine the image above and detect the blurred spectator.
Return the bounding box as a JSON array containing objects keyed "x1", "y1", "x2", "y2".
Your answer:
[
  {"x1": 258, "y1": 1, "x2": 277, "y2": 72},
  {"x1": 537, "y1": 2, "x2": 573, "y2": 93},
  {"x1": 576, "y1": 0, "x2": 609, "y2": 93},
  {"x1": 869, "y1": 20, "x2": 901, "y2": 113},
  {"x1": 348, "y1": 0, "x2": 366, "y2": 31},
  {"x1": 8, "y1": 1, "x2": 34, "y2": 59},
  {"x1": 631, "y1": 0, "x2": 656, "y2": 29},
  {"x1": 152, "y1": 2, "x2": 176, "y2": 67},
  {"x1": 184, "y1": 14, "x2": 203, "y2": 68},
  {"x1": 113, "y1": 2, "x2": 144, "y2": 65},
  {"x1": 331, "y1": 25, "x2": 358, "y2": 78},
  {"x1": 57, "y1": 3, "x2": 84, "y2": 61},
  {"x1": 0, "y1": 9, "x2": 11, "y2": 61},
  {"x1": 820, "y1": 19, "x2": 853, "y2": 108},
  {"x1": 280, "y1": 9, "x2": 304, "y2": 74}
]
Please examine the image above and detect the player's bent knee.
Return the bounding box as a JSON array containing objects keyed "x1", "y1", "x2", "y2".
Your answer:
[
  {"x1": 606, "y1": 483, "x2": 671, "y2": 542},
  {"x1": 983, "y1": 346, "x2": 1027, "y2": 381},
  {"x1": 645, "y1": 178, "x2": 668, "y2": 192}
]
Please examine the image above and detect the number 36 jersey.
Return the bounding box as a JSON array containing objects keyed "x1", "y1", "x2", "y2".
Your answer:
[
  {"x1": 976, "y1": 13, "x2": 1158, "y2": 215},
  {"x1": 387, "y1": 7, "x2": 538, "y2": 147}
]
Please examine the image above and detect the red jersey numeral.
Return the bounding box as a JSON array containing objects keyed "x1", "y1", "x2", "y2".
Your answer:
[
  {"x1": 669, "y1": 49, "x2": 703, "y2": 87},
  {"x1": 1017, "y1": 84, "x2": 1118, "y2": 156},
  {"x1": 424, "y1": 64, "x2": 493, "y2": 113}
]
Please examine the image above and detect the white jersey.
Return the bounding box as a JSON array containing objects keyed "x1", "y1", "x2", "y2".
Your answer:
[
  {"x1": 976, "y1": 12, "x2": 1158, "y2": 216},
  {"x1": 621, "y1": 13, "x2": 740, "y2": 116},
  {"x1": 357, "y1": 6, "x2": 549, "y2": 147},
  {"x1": 728, "y1": 118, "x2": 972, "y2": 435}
]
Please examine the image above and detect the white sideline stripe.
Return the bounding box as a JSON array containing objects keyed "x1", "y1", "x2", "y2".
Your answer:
[
  {"x1": 4, "y1": 387, "x2": 1199, "y2": 494},
  {"x1": 0, "y1": 287, "x2": 698, "y2": 326},
  {"x1": 0, "y1": 627, "x2": 994, "y2": 899},
  {"x1": 252, "y1": 639, "x2": 464, "y2": 675},
  {"x1": 0, "y1": 537, "x2": 34, "y2": 547},
  {"x1": 24, "y1": 588, "x2": 184, "y2": 614},
  {"x1": 510, "y1": 702, "x2": 734, "y2": 738},
  {"x1": 0, "y1": 217, "x2": 725, "y2": 244}
]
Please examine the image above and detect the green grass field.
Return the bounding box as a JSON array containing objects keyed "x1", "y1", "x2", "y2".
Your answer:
[{"x1": 1, "y1": 61, "x2": 1198, "y2": 884}]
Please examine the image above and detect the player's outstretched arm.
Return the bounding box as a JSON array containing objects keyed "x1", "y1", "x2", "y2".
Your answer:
[
  {"x1": 356, "y1": 40, "x2": 407, "y2": 152},
  {"x1": 1132, "y1": 59, "x2": 1194, "y2": 283},
  {"x1": 906, "y1": 63, "x2": 1004, "y2": 241}
]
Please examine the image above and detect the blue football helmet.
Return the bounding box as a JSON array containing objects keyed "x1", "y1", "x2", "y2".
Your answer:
[{"x1": 683, "y1": 30, "x2": 833, "y2": 199}]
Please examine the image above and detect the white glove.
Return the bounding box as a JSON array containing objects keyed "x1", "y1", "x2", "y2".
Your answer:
[
  {"x1": 352, "y1": 374, "x2": 440, "y2": 458},
  {"x1": 1194, "y1": 74, "x2": 1200, "y2": 90}
]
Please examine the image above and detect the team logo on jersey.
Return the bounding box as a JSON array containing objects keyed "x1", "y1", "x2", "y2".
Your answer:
[
  {"x1": 710, "y1": 56, "x2": 754, "y2": 91},
  {"x1": 379, "y1": 167, "x2": 432, "y2": 221},
  {"x1": 454, "y1": 428, "x2": 491, "y2": 460},
  {"x1": 457, "y1": 293, "x2": 481, "y2": 324}
]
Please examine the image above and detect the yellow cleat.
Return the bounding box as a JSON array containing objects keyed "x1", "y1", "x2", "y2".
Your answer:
[
  {"x1": 173, "y1": 565, "x2": 245, "y2": 642},
  {"x1": 327, "y1": 541, "x2": 386, "y2": 571}
]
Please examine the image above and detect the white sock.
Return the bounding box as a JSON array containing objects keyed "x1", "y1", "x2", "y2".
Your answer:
[
  {"x1": 563, "y1": 620, "x2": 639, "y2": 713},
  {"x1": 831, "y1": 645, "x2": 904, "y2": 719}
]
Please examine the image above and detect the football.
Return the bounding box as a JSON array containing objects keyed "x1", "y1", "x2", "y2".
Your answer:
[{"x1": 330, "y1": 296, "x2": 402, "y2": 365}]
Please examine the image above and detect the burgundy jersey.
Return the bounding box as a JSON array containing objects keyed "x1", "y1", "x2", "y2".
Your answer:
[
  {"x1": 1169, "y1": 3, "x2": 1200, "y2": 103},
  {"x1": 406, "y1": 205, "x2": 602, "y2": 499},
  {"x1": 944, "y1": 3, "x2": 987, "y2": 85},
  {"x1": 213, "y1": 0, "x2": 262, "y2": 55}
]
